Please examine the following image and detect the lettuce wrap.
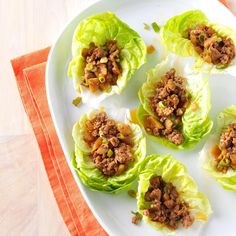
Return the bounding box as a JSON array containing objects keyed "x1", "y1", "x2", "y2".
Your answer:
[
  {"x1": 72, "y1": 108, "x2": 146, "y2": 193},
  {"x1": 137, "y1": 55, "x2": 213, "y2": 149},
  {"x1": 68, "y1": 12, "x2": 146, "y2": 105},
  {"x1": 137, "y1": 154, "x2": 212, "y2": 234},
  {"x1": 161, "y1": 10, "x2": 236, "y2": 74},
  {"x1": 200, "y1": 106, "x2": 236, "y2": 191}
]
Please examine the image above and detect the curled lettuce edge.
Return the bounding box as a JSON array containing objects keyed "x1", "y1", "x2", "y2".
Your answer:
[
  {"x1": 137, "y1": 154, "x2": 212, "y2": 234},
  {"x1": 71, "y1": 108, "x2": 146, "y2": 193},
  {"x1": 200, "y1": 106, "x2": 236, "y2": 191},
  {"x1": 137, "y1": 55, "x2": 213, "y2": 150},
  {"x1": 67, "y1": 12, "x2": 147, "y2": 105},
  {"x1": 160, "y1": 9, "x2": 236, "y2": 74}
]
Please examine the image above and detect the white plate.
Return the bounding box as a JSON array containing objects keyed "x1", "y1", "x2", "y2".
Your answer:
[{"x1": 46, "y1": 0, "x2": 236, "y2": 235}]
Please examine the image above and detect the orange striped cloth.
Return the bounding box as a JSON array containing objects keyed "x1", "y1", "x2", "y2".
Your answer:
[
  {"x1": 10, "y1": 1, "x2": 233, "y2": 235},
  {"x1": 220, "y1": 0, "x2": 230, "y2": 8},
  {"x1": 11, "y1": 47, "x2": 107, "y2": 236}
]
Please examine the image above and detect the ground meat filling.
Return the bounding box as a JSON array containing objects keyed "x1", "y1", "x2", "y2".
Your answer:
[
  {"x1": 144, "y1": 68, "x2": 190, "y2": 145},
  {"x1": 143, "y1": 176, "x2": 194, "y2": 230},
  {"x1": 83, "y1": 112, "x2": 134, "y2": 176},
  {"x1": 211, "y1": 123, "x2": 236, "y2": 173},
  {"x1": 81, "y1": 40, "x2": 122, "y2": 93},
  {"x1": 187, "y1": 24, "x2": 235, "y2": 66}
]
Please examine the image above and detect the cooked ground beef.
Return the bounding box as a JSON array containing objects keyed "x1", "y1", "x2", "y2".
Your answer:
[
  {"x1": 81, "y1": 40, "x2": 122, "y2": 92},
  {"x1": 144, "y1": 68, "x2": 190, "y2": 145},
  {"x1": 131, "y1": 211, "x2": 142, "y2": 225},
  {"x1": 187, "y1": 24, "x2": 235, "y2": 66},
  {"x1": 211, "y1": 123, "x2": 236, "y2": 173},
  {"x1": 143, "y1": 176, "x2": 194, "y2": 230},
  {"x1": 84, "y1": 112, "x2": 134, "y2": 176},
  {"x1": 132, "y1": 215, "x2": 141, "y2": 225}
]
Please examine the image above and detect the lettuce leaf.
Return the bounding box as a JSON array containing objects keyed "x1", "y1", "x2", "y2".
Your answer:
[
  {"x1": 137, "y1": 55, "x2": 213, "y2": 149},
  {"x1": 68, "y1": 12, "x2": 146, "y2": 105},
  {"x1": 200, "y1": 106, "x2": 236, "y2": 191},
  {"x1": 137, "y1": 154, "x2": 212, "y2": 234},
  {"x1": 72, "y1": 108, "x2": 146, "y2": 193},
  {"x1": 161, "y1": 10, "x2": 236, "y2": 74}
]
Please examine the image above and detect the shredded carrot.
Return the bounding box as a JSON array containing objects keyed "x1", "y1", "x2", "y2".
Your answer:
[
  {"x1": 196, "y1": 212, "x2": 208, "y2": 221},
  {"x1": 191, "y1": 102, "x2": 199, "y2": 111},
  {"x1": 130, "y1": 109, "x2": 139, "y2": 124},
  {"x1": 147, "y1": 45, "x2": 156, "y2": 54},
  {"x1": 211, "y1": 145, "x2": 221, "y2": 159}
]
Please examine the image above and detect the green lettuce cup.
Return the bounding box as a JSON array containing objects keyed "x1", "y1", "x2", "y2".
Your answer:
[
  {"x1": 200, "y1": 106, "x2": 236, "y2": 191},
  {"x1": 72, "y1": 108, "x2": 146, "y2": 193},
  {"x1": 137, "y1": 154, "x2": 212, "y2": 234},
  {"x1": 137, "y1": 55, "x2": 213, "y2": 149},
  {"x1": 68, "y1": 12, "x2": 146, "y2": 105},
  {"x1": 161, "y1": 10, "x2": 236, "y2": 74}
]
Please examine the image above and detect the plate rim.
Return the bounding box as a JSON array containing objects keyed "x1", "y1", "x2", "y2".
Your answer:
[{"x1": 45, "y1": 0, "x2": 236, "y2": 235}]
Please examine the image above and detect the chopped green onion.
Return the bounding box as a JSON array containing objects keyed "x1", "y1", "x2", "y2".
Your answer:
[
  {"x1": 219, "y1": 158, "x2": 230, "y2": 167},
  {"x1": 158, "y1": 101, "x2": 166, "y2": 109},
  {"x1": 216, "y1": 64, "x2": 228, "y2": 69},
  {"x1": 131, "y1": 211, "x2": 142, "y2": 220},
  {"x1": 99, "y1": 76, "x2": 106, "y2": 83},
  {"x1": 83, "y1": 77, "x2": 89, "y2": 86},
  {"x1": 117, "y1": 133, "x2": 124, "y2": 139},
  {"x1": 91, "y1": 66, "x2": 97, "y2": 72},
  {"x1": 199, "y1": 34, "x2": 205, "y2": 43},
  {"x1": 143, "y1": 23, "x2": 150, "y2": 30},
  {"x1": 72, "y1": 97, "x2": 82, "y2": 107},
  {"x1": 107, "y1": 149, "x2": 113, "y2": 157},
  {"x1": 99, "y1": 130, "x2": 104, "y2": 137},
  {"x1": 86, "y1": 63, "x2": 93, "y2": 71},
  {"x1": 151, "y1": 22, "x2": 160, "y2": 33},
  {"x1": 100, "y1": 57, "x2": 108, "y2": 63},
  {"x1": 128, "y1": 189, "x2": 137, "y2": 198},
  {"x1": 102, "y1": 138, "x2": 108, "y2": 144}
]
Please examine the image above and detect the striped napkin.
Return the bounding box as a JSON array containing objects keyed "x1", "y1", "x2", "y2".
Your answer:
[{"x1": 11, "y1": 47, "x2": 107, "y2": 236}]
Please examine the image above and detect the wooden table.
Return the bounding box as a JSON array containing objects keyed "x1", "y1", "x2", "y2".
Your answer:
[{"x1": 0, "y1": 1, "x2": 96, "y2": 235}]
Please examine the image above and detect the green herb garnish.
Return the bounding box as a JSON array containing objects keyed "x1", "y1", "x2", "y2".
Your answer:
[
  {"x1": 158, "y1": 101, "x2": 166, "y2": 109},
  {"x1": 151, "y1": 22, "x2": 160, "y2": 33},
  {"x1": 131, "y1": 211, "x2": 143, "y2": 220},
  {"x1": 72, "y1": 97, "x2": 82, "y2": 107},
  {"x1": 107, "y1": 149, "x2": 113, "y2": 157},
  {"x1": 199, "y1": 34, "x2": 205, "y2": 43},
  {"x1": 143, "y1": 23, "x2": 150, "y2": 30},
  {"x1": 102, "y1": 138, "x2": 108, "y2": 144},
  {"x1": 216, "y1": 64, "x2": 228, "y2": 69},
  {"x1": 86, "y1": 63, "x2": 93, "y2": 71},
  {"x1": 117, "y1": 133, "x2": 124, "y2": 139},
  {"x1": 100, "y1": 57, "x2": 108, "y2": 63},
  {"x1": 219, "y1": 157, "x2": 230, "y2": 167},
  {"x1": 99, "y1": 76, "x2": 106, "y2": 83}
]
